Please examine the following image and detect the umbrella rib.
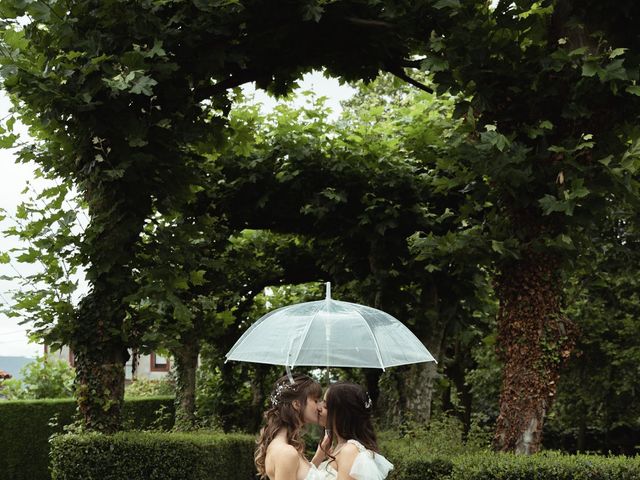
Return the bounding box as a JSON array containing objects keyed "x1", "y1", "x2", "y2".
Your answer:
[
  {"x1": 354, "y1": 309, "x2": 385, "y2": 370},
  {"x1": 290, "y1": 301, "x2": 326, "y2": 368}
]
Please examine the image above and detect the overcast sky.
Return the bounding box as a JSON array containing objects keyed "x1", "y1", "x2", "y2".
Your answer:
[{"x1": 0, "y1": 71, "x2": 355, "y2": 358}]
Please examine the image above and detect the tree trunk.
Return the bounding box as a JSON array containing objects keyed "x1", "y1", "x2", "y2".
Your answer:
[
  {"x1": 493, "y1": 252, "x2": 575, "y2": 453},
  {"x1": 377, "y1": 279, "x2": 446, "y2": 428},
  {"x1": 75, "y1": 344, "x2": 127, "y2": 433},
  {"x1": 378, "y1": 332, "x2": 445, "y2": 428},
  {"x1": 72, "y1": 179, "x2": 151, "y2": 432},
  {"x1": 173, "y1": 334, "x2": 200, "y2": 431},
  {"x1": 403, "y1": 359, "x2": 441, "y2": 424}
]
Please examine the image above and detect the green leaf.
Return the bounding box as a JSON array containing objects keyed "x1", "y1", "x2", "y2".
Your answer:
[
  {"x1": 626, "y1": 85, "x2": 640, "y2": 96},
  {"x1": 130, "y1": 75, "x2": 158, "y2": 96},
  {"x1": 491, "y1": 240, "x2": 504, "y2": 254},
  {"x1": 582, "y1": 61, "x2": 600, "y2": 78},
  {"x1": 539, "y1": 195, "x2": 574, "y2": 216},
  {"x1": 609, "y1": 48, "x2": 627, "y2": 59},
  {"x1": 433, "y1": 0, "x2": 461, "y2": 9},
  {"x1": 189, "y1": 270, "x2": 207, "y2": 286},
  {"x1": 568, "y1": 47, "x2": 588, "y2": 57}
]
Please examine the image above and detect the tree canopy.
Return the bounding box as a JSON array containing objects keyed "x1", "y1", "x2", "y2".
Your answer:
[{"x1": 1, "y1": 0, "x2": 640, "y2": 454}]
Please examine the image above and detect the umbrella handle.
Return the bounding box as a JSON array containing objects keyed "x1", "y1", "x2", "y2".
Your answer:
[{"x1": 286, "y1": 364, "x2": 295, "y2": 384}]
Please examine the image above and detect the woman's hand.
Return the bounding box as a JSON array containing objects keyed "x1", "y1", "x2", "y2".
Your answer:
[{"x1": 311, "y1": 431, "x2": 331, "y2": 466}]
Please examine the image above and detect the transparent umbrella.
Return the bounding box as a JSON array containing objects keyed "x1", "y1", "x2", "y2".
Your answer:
[{"x1": 225, "y1": 283, "x2": 436, "y2": 380}]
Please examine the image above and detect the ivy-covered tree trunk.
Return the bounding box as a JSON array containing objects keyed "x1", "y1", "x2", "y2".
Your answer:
[
  {"x1": 73, "y1": 306, "x2": 129, "y2": 434},
  {"x1": 173, "y1": 334, "x2": 200, "y2": 431},
  {"x1": 493, "y1": 252, "x2": 575, "y2": 453},
  {"x1": 72, "y1": 184, "x2": 151, "y2": 432}
]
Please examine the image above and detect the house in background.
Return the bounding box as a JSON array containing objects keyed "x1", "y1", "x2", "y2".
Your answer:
[{"x1": 44, "y1": 345, "x2": 171, "y2": 382}]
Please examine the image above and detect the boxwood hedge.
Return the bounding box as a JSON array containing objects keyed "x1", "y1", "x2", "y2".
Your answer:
[
  {"x1": 0, "y1": 396, "x2": 174, "y2": 480},
  {"x1": 49, "y1": 431, "x2": 255, "y2": 480}
]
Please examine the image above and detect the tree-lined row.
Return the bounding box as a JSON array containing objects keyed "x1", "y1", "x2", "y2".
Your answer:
[{"x1": 1, "y1": 0, "x2": 640, "y2": 453}]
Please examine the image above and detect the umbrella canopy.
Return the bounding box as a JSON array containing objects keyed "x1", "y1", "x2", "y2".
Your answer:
[{"x1": 225, "y1": 283, "x2": 436, "y2": 371}]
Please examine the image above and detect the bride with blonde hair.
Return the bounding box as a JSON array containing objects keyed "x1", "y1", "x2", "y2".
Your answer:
[{"x1": 255, "y1": 373, "x2": 328, "y2": 480}]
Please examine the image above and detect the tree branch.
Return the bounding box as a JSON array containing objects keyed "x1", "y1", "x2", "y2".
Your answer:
[
  {"x1": 345, "y1": 17, "x2": 395, "y2": 28},
  {"x1": 386, "y1": 66, "x2": 434, "y2": 94}
]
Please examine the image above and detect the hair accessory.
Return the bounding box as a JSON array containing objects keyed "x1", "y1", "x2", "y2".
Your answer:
[
  {"x1": 364, "y1": 391, "x2": 373, "y2": 410},
  {"x1": 270, "y1": 382, "x2": 297, "y2": 406}
]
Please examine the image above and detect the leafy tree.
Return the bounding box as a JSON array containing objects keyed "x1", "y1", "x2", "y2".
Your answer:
[
  {"x1": 544, "y1": 212, "x2": 640, "y2": 453},
  {"x1": 0, "y1": 0, "x2": 431, "y2": 431},
  {"x1": 407, "y1": 0, "x2": 640, "y2": 452},
  {"x1": 1, "y1": 172, "x2": 84, "y2": 353},
  {"x1": 210, "y1": 85, "x2": 492, "y2": 427}
]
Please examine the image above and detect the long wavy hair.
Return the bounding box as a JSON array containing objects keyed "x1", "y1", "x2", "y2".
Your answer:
[
  {"x1": 325, "y1": 382, "x2": 379, "y2": 453},
  {"x1": 255, "y1": 373, "x2": 322, "y2": 478}
]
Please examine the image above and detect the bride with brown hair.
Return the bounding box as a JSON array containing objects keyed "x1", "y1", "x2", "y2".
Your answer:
[{"x1": 255, "y1": 373, "x2": 329, "y2": 480}]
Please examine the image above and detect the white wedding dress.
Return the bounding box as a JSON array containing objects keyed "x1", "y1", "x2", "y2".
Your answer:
[{"x1": 306, "y1": 440, "x2": 394, "y2": 480}]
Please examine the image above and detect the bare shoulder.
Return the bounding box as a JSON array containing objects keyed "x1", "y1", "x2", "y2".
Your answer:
[
  {"x1": 270, "y1": 442, "x2": 300, "y2": 466},
  {"x1": 335, "y1": 442, "x2": 359, "y2": 468}
]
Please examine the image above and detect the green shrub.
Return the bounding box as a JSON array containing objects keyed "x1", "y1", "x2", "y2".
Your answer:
[
  {"x1": 49, "y1": 431, "x2": 256, "y2": 480},
  {"x1": 0, "y1": 398, "x2": 76, "y2": 480},
  {"x1": 379, "y1": 415, "x2": 490, "y2": 480},
  {"x1": 0, "y1": 396, "x2": 174, "y2": 480},
  {"x1": 121, "y1": 396, "x2": 176, "y2": 431},
  {"x1": 381, "y1": 434, "x2": 454, "y2": 480},
  {"x1": 1, "y1": 357, "x2": 75, "y2": 400},
  {"x1": 450, "y1": 452, "x2": 640, "y2": 480},
  {"x1": 125, "y1": 377, "x2": 175, "y2": 398},
  {"x1": 380, "y1": 429, "x2": 640, "y2": 480}
]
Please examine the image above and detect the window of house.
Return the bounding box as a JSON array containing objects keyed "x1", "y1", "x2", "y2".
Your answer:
[{"x1": 150, "y1": 352, "x2": 170, "y2": 372}]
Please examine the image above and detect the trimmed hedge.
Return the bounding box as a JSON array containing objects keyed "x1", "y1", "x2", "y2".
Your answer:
[
  {"x1": 0, "y1": 396, "x2": 174, "y2": 480},
  {"x1": 48, "y1": 430, "x2": 640, "y2": 480},
  {"x1": 450, "y1": 452, "x2": 640, "y2": 480},
  {"x1": 49, "y1": 431, "x2": 255, "y2": 480},
  {"x1": 383, "y1": 450, "x2": 640, "y2": 480},
  {"x1": 380, "y1": 433, "x2": 640, "y2": 480}
]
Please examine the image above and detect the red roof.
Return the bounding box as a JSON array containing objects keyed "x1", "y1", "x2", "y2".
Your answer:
[{"x1": 0, "y1": 370, "x2": 12, "y2": 379}]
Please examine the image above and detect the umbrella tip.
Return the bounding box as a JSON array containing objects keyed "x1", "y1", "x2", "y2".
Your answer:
[{"x1": 325, "y1": 281, "x2": 331, "y2": 300}]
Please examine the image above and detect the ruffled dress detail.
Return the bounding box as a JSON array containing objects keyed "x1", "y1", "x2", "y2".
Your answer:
[
  {"x1": 305, "y1": 463, "x2": 327, "y2": 480},
  {"x1": 314, "y1": 439, "x2": 394, "y2": 480}
]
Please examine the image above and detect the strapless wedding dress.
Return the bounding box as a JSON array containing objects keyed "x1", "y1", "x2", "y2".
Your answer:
[{"x1": 308, "y1": 439, "x2": 394, "y2": 480}]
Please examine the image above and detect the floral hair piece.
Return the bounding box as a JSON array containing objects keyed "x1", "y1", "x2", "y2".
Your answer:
[
  {"x1": 364, "y1": 391, "x2": 373, "y2": 410},
  {"x1": 270, "y1": 382, "x2": 297, "y2": 406}
]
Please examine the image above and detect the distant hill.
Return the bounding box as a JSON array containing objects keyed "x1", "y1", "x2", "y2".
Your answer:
[{"x1": 0, "y1": 356, "x2": 34, "y2": 379}]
